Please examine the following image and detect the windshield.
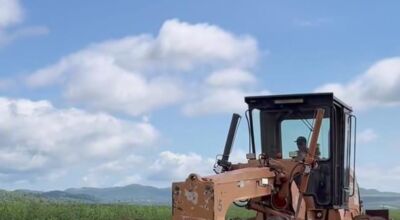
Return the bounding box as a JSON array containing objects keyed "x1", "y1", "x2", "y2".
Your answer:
[{"x1": 251, "y1": 108, "x2": 330, "y2": 159}]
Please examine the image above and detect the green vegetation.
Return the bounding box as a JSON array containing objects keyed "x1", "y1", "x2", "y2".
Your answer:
[
  {"x1": 391, "y1": 210, "x2": 400, "y2": 220},
  {"x1": 0, "y1": 190, "x2": 398, "y2": 220},
  {"x1": 0, "y1": 201, "x2": 170, "y2": 220},
  {"x1": 0, "y1": 193, "x2": 254, "y2": 220}
]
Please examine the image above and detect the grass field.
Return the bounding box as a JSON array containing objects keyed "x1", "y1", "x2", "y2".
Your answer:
[
  {"x1": 0, "y1": 199, "x2": 255, "y2": 220},
  {"x1": 391, "y1": 211, "x2": 400, "y2": 220},
  {"x1": 0, "y1": 199, "x2": 398, "y2": 220}
]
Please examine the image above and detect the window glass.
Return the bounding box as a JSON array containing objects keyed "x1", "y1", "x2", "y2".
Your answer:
[
  {"x1": 281, "y1": 118, "x2": 330, "y2": 159},
  {"x1": 251, "y1": 109, "x2": 261, "y2": 150}
]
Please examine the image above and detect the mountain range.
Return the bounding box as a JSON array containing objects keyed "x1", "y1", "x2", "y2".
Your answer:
[
  {"x1": 2, "y1": 184, "x2": 399, "y2": 209},
  {"x1": 10, "y1": 184, "x2": 170, "y2": 205}
]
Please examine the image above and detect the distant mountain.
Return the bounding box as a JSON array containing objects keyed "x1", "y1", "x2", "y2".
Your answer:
[
  {"x1": 360, "y1": 188, "x2": 400, "y2": 197},
  {"x1": 41, "y1": 190, "x2": 100, "y2": 203},
  {"x1": 65, "y1": 184, "x2": 170, "y2": 204},
  {"x1": 360, "y1": 188, "x2": 400, "y2": 209},
  {"x1": 0, "y1": 185, "x2": 398, "y2": 209},
  {"x1": 6, "y1": 184, "x2": 170, "y2": 205}
]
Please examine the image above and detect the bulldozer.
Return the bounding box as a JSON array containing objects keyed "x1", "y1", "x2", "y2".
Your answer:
[{"x1": 172, "y1": 93, "x2": 389, "y2": 220}]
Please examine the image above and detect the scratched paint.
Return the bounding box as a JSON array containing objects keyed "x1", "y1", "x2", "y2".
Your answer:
[{"x1": 184, "y1": 189, "x2": 199, "y2": 205}]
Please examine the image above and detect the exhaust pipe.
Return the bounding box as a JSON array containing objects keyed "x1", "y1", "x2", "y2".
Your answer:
[{"x1": 218, "y1": 113, "x2": 241, "y2": 171}]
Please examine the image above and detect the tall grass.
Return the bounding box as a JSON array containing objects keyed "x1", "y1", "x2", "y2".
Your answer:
[
  {"x1": 0, "y1": 198, "x2": 398, "y2": 220},
  {"x1": 391, "y1": 211, "x2": 400, "y2": 220},
  {"x1": 0, "y1": 199, "x2": 255, "y2": 220}
]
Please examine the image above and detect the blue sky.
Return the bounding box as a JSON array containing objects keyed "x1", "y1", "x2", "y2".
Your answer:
[{"x1": 0, "y1": 0, "x2": 400, "y2": 192}]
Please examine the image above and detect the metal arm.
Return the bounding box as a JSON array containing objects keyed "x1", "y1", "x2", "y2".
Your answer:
[{"x1": 295, "y1": 108, "x2": 325, "y2": 218}]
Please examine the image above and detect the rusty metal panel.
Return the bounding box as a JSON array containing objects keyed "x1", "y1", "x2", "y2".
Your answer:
[
  {"x1": 172, "y1": 167, "x2": 275, "y2": 220},
  {"x1": 172, "y1": 177, "x2": 214, "y2": 220}
]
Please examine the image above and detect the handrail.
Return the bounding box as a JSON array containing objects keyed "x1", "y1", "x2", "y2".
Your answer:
[{"x1": 349, "y1": 114, "x2": 357, "y2": 197}]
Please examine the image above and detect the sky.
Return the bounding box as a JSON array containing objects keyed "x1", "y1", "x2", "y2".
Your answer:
[{"x1": 0, "y1": 0, "x2": 400, "y2": 192}]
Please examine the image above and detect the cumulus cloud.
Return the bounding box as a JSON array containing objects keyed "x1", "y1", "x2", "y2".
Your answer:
[
  {"x1": 0, "y1": 0, "x2": 23, "y2": 45},
  {"x1": 358, "y1": 165, "x2": 400, "y2": 193},
  {"x1": 0, "y1": 0, "x2": 23, "y2": 28},
  {"x1": 206, "y1": 68, "x2": 256, "y2": 87},
  {"x1": 1, "y1": 19, "x2": 264, "y2": 188},
  {"x1": 26, "y1": 19, "x2": 260, "y2": 116},
  {"x1": 316, "y1": 57, "x2": 400, "y2": 109},
  {"x1": 80, "y1": 147, "x2": 250, "y2": 188},
  {"x1": 183, "y1": 88, "x2": 251, "y2": 116},
  {"x1": 0, "y1": 97, "x2": 159, "y2": 183},
  {"x1": 81, "y1": 154, "x2": 146, "y2": 187},
  {"x1": 183, "y1": 68, "x2": 268, "y2": 116},
  {"x1": 148, "y1": 151, "x2": 214, "y2": 182},
  {"x1": 148, "y1": 149, "x2": 247, "y2": 185},
  {"x1": 81, "y1": 151, "x2": 214, "y2": 187},
  {"x1": 0, "y1": 0, "x2": 48, "y2": 46},
  {"x1": 156, "y1": 20, "x2": 258, "y2": 69}
]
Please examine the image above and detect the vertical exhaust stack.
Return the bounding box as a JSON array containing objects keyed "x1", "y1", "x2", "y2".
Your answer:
[{"x1": 217, "y1": 113, "x2": 241, "y2": 172}]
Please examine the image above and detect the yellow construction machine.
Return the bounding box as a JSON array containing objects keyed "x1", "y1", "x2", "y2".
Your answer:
[{"x1": 172, "y1": 93, "x2": 389, "y2": 220}]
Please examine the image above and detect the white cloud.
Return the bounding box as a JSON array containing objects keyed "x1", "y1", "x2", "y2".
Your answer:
[
  {"x1": 81, "y1": 154, "x2": 146, "y2": 187},
  {"x1": 316, "y1": 57, "x2": 400, "y2": 109},
  {"x1": 80, "y1": 151, "x2": 215, "y2": 188},
  {"x1": 156, "y1": 20, "x2": 258, "y2": 69},
  {"x1": 183, "y1": 87, "x2": 269, "y2": 116},
  {"x1": 26, "y1": 19, "x2": 260, "y2": 116},
  {"x1": 0, "y1": 97, "x2": 159, "y2": 183},
  {"x1": 148, "y1": 151, "x2": 214, "y2": 183},
  {"x1": 1, "y1": 19, "x2": 264, "y2": 188},
  {"x1": 0, "y1": 0, "x2": 48, "y2": 47},
  {"x1": 183, "y1": 88, "x2": 250, "y2": 116},
  {"x1": 358, "y1": 165, "x2": 400, "y2": 193},
  {"x1": 206, "y1": 68, "x2": 256, "y2": 87},
  {"x1": 228, "y1": 148, "x2": 249, "y2": 164},
  {"x1": 78, "y1": 147, "x2": 250, "y2": 188},
  {"x1": 0, "y1": 0, "x2": 23, "y2": 28},
  {"x1": 149, "y1": 149, "x2": 247, "y2": 182},
  {"x1": 183, "y1": 68, "x2": 268, "y2": 116},
  {"x1": 62, "y1": 58, "x2": 183, "y2": 116},
  {"x1": 358, "y1": 129, "x2": 378, "y2": 144}
]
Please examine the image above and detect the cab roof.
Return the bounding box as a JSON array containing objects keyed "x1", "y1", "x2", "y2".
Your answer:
[{"x1": 244, "y1": 93, "x2": 352, "y2": 112}]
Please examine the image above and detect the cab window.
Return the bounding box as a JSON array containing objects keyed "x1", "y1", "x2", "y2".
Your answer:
[{"x1": 280, "y1": 118, "x2": 330, "y2": 159}]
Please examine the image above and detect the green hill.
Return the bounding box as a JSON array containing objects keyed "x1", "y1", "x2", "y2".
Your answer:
[
  {"x1": 65, "y1": 184, "x2": 170, "y2": 204},
  {"x1": 1, "y1": 185, "x2": 399, "y2": 209}
]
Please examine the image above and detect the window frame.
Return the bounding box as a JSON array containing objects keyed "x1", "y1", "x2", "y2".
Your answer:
[{"x1": 250, "y1": 107, "x2": 332, "y2": 161}]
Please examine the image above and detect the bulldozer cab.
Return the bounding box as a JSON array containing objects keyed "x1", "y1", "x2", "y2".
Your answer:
[{"x1": 245, "y1": 93, "x2": 356, "y2": 209}]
